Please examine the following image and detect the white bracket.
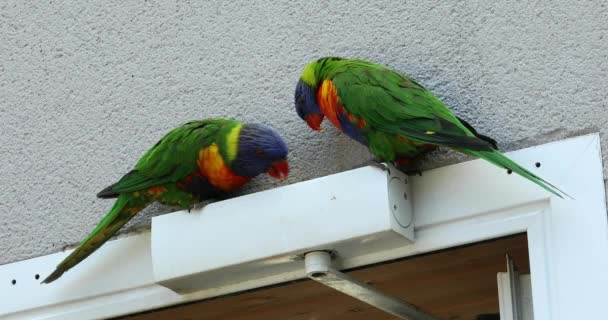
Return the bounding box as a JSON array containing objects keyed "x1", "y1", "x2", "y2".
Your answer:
[
  {"x1": 152, "y1": 163, "x2": 413, "y2": 293},
  {"x1": 304, "y1": 251, "x2": 439, "y2": 320}
]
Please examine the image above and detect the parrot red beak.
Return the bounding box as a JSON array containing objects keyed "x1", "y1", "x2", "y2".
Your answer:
[
  {"x1": 267, "y1": 160, "x2": 289, "y2": 180},
  {"x1": 305, "y1": 114, "x2": 324, "y2": 131}
]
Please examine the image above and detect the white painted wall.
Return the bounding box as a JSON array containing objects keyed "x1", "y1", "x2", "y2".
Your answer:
[{"x1": 1, "y1": 1, "x2": 606, "y2": 265}]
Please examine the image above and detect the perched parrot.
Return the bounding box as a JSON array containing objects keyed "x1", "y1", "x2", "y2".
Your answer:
[
  {"x1": 42, "y1": 118, "x2": 289, "y2": 283},
  {"x1": 295, "y1": 57, "x2": 567, "y2": 198}
]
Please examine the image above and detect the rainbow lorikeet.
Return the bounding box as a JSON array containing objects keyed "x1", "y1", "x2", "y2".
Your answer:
[
  {"x1": 295, "y1": 57, "x2": 566, "y2": 198},
  {"x1": 42, "y1": 118, "x2": 289, "y2": 283}
]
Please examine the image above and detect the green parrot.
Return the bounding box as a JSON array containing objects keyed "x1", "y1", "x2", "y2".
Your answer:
[
  {"x1": 294, "y1": 57, "x2": 567, "y2": 198},
  {"x1": 42, "y1": 118, "x2": 289, "y2": 283}
]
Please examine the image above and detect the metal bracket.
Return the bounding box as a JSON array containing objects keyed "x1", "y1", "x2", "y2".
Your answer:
[{"x1": 304, "y1": 251, "x2": 439, "y2": 320}]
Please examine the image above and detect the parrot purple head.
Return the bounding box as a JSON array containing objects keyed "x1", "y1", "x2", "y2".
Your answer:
[
  {"x1": 231, "y1": 124, "x2": 289, "y2": 179},
  {"x1": 295, "y1": 78, "x2": 324, "y2": 131}
]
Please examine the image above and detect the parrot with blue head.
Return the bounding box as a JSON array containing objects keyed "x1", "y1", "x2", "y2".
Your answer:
[
  {"x1": 295, "y1": 57, "x2": 567, "y2": 198},
  {"x1": 43, "y1": 118, "x2": 289, "y2": 283}
]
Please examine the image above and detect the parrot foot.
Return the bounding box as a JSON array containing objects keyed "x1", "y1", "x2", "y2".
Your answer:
[
  {"x1": 212, "y1": 191, "x2": 238, "y2": 202},
  {"x1": 404, "y1": 169, "x2": 423, "y2": 176},
  {"x1": 186, "y1": 205, "x2": 199, "y2": 213},
  {"x1": 351, "y1": 159, "x2": 391, "y2": 175},
  {"x1": 186, "y1": 201, "x2": 207, "y2": 213},
  {"x1": 393, "y1": 157, "x2": 423, "y2": 176}
]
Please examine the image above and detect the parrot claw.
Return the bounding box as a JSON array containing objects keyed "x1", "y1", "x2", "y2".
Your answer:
[
  {"x1": 392, "y1": 157, "x2": 423, "y2": 176},
  {"x1": 351, "y1": 159, "x2": 391, "y2": 175},
  {"x1": 404, "y1": 169, "x2": 423, "y2": 177}
]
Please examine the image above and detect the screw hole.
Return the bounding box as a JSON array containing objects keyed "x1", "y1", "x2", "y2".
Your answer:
[
  {"x1": 507, "y1": 169, "x2": 513, "y2": 174},
  {"x1": 11, "y1": 279, "x2": 16, "y2": 285},
  {"x1": 310, "y1": 272, "x2": 326, "y2": 278},
  {"x1": 393, "y1": 204, "x2": 397, "y2": 210},
  {"x1": 403, "y1": 193, "x2": 408, "y2": 200},
  {"x1": 35, "y1": 274, "x2": 40, "y2": 280},
  {"x1": 535, "y1": 162, "x2": 541, "y2": 168},
  {"x1": 404, "y1": 179, "x2": 408, "y2": 185}
]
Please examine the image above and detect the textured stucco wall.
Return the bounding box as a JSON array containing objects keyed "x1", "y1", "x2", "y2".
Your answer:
[{"x1": 1, "y1": 1, "x2": 607, "y2": 265}]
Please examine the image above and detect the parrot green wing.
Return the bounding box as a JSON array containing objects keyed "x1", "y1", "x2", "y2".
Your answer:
[
  {"x1": 97, "y1": 119, "x2": 232, "y2": 198},
  {"x1": 325, "y1": 59, "x2": 494, "y2": 151}
]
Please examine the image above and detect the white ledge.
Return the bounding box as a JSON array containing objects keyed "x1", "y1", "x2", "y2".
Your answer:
[
  {"x1": 152, "y1": 162, "x2": 413, "y2": 293},
  {"x1": 1, "y1": 134, "x2": 606, "y2": 320}
]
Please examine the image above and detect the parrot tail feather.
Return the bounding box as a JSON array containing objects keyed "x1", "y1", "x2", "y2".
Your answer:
[
  {"x1": 42, "y1": 193, "x2": 148, "y2": 284},
  {"x1": 465, "y1": 150, "x2": 571, "y2": 199}
]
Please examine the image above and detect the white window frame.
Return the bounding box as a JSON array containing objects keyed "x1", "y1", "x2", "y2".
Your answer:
[{"x1": 1, "y1": 134, "x2": 606, "y2": 320}]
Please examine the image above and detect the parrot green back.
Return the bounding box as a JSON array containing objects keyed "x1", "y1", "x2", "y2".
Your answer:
[
  {"x1": 313, "y1": 58, "x2": 472, "y2": 134},
  {"x1": 311, "y1": 58, "x2": 495, "y2": 156},
  {"x1": 103, "y1": 119, "x2": 240, "y2": 196}
]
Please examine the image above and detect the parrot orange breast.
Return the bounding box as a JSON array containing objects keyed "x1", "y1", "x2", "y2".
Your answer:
[
  {"x1": 198, "y1": 144, "x2": 251, "y2": 192},
  {"x1": 317, "y1": 79, "x2": 367, "y2": 131},
  {"x1": 317, "y1": 79, "x2": 344, "y2": 130}
]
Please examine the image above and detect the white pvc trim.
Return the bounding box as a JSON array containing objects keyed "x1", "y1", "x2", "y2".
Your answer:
[{"x1": 0, "y1": 134, "x2": 605, "y2": 320}]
